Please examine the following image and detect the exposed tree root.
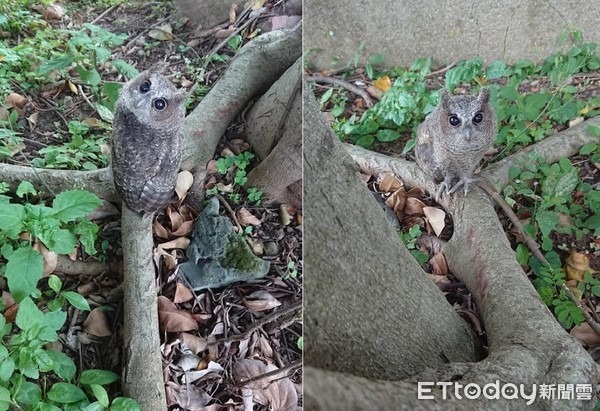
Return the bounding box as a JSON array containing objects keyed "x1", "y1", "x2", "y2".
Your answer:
[
  {"x1": 120, "y1": 207, "x2": 166, "y2": 410},
  {"x1": 306, "y1": 99, "x2": 598, "y2": 409}
]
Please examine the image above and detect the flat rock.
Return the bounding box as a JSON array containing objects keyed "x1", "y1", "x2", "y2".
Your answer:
[{"x1": 178, "y1": 197, "x2": 270, "y2": 290}]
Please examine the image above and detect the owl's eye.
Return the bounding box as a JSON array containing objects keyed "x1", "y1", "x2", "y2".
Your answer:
[
  {"x1": 473, "y1": 112, "x2": 484, "y2": 124},
  {"x1": 448, "y1": 115, "x2": 461, "y2": 127},
  {"x1": 139, "y1": 81, "x2": 151, "y2": 93},
  {"x1": 153, "y1": 98, "x2": 167, "y2": 110}
]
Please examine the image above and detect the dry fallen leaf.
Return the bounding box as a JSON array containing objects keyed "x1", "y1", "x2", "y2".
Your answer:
[
  {"x1": 243, "y1": 291, "x2": 281, "y2": 312},
  {"x1": 174, "y1": 282, "x2": 194, "y2": 304},
  {"x1": 148, "y1": 23, "x2": 173, "y2": 41},
  {"x1": 429, "y1": 252, "x2": 449, "y2": 275},
  {"x1": 159, "y1": 237, "x2": 190, "y2": 250},
  {"x1": 423, "y1": 206, "x2": 446, "y2": 236},
  {"x1": 404, "y1": 196, "x2": 426, "y2": 216},
  {"x1": 373, "y1": 75, "x2": 392, "y2": 92},
  {"x1": 234, "y1": 359, "x2": 297, "y2": 411},
  {"x1": 570, "y1": 323, "x2": 600, "y2": 347},
  {"x1": 181, "y1": 332, "x2": 210, "y2": 354},
  {"x1": 157, "y1": 296, "x2": 199, "y2": 332},
  {"x1": 565, "y1": 250, "x2": 596, "y2": 282},
  {"x1": 378, "y1": 173, "x2": 403, "y2": 192},
  {"x1": 6, "y1": 93, "x2": 28, "y2": 115},
  {"x1": 366, "y1": 85, "x2": 384, "y2": 100},
  {"x1": 33, "y1": 241, "x2": 57, "y2": 276},
  {"x1": 176, "y1": 170, "x2": 194, "y2": 200},
  {"x1": 83, "y1": 308, "x2": 112, "y2": 337},
  {"x1": 238, "y1": 208, "x2": 262, "y2": 227}
]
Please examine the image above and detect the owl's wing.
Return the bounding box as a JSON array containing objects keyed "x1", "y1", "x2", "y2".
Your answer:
[
  {"x1": 414, "y1": 127, "x2": 444, "y2": 183},
  {"x1": 137, "y1": 148, "x2": 181, "y2": 211}
]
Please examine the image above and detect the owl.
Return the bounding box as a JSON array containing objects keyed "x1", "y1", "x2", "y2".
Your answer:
[
  {"x1": 111, "y1": 68, "x2": 187, "y2": 215},
  {"x1": 414, "y1": 88, "x2": 497, "y2": 202}
]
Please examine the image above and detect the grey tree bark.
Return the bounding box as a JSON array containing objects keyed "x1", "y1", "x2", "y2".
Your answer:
[{"x1": 305, "y1": 84, "x2": 598, "y2": 410}]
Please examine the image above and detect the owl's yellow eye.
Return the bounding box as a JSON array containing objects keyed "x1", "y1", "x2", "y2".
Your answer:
[
  {"x1": 449, "y1": 115, "x2": 461, "y2": 126},
  {"x1": 153, "y1": 98, "x2": 167, "y2": 110},
  {"x1": 473, "y1": 112, "x2": 483, "y2": 124},
  {"x1": 139, "y1": 81, "x2": 151, "y2": 93}
]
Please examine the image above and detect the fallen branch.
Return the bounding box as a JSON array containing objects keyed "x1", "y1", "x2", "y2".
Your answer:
[
  {"x1": 304, "y1": 75, "x2": 374, "y2": 107},
  {"x1": 55, "y1": 254, "x2": 111, "y2": 277}
]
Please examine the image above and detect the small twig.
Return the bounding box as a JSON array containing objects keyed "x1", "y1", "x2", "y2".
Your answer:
[
  {"x1": 305, "y1": 75, "x2": 374, "y2": 107},
  {"x1": 90, "y1": 3, "x2": 120, "y2": 25},
  {"x1": 425, "y1": 62, "x2": 456, "y2": 78},
  {"x1": 76, "y1": 85, "x2": 97, "y2": 113},
  {"x1": 216, "y1": 194, "x2": 243, "y2": 232},
  {"x1": 477, "y1": 179, "x2": 547, "y2": 265},
  {"x1": 209, "y1": 299, "x2": 302, "y2": 346},
  {"x1": 237, "y1": 359, "x2": 302, "y2": 386},
  {"x1": 55, "y1": 254, "x2": 111, "y2": 277}
]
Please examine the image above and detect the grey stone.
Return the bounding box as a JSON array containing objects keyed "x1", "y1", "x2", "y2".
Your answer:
[
  {"x1": 264, "y1": 241, "x2": 279, "y2": 256},
  {"x1": 304, "y1": 0, "x2": 600, "y2": 70},
  {"x1": 178, "y1": 197, "x2": 270, "y2": 290}
]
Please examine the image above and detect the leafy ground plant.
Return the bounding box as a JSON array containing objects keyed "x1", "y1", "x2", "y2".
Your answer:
[{"x1": 0, "y1": 186, "x2": 141, "y2": 409}]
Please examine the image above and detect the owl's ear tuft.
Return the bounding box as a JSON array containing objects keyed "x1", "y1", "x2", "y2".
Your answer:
[
  {"x1": 477, "y1": 87, "x2": 491, "y2": 105},
  {"x1": 439, "y1": 89, "x2": 451, "y2": 111}
]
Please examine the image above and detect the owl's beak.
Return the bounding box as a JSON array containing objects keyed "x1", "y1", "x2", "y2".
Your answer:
[{"x1": 464, "y1": 127, "x2": 474, "y2": 142}]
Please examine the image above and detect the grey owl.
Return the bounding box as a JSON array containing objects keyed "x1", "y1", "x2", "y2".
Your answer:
[
  {"x1": 414, "y1": 88, "x2": 497, "y2": 201},
  {"x1": 111, "y1": 68, "x2": 187, "y2": 215}
]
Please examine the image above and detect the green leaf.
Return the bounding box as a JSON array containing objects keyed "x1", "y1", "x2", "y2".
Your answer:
[
  {"x1": 584, "y1": 215, "x2": 600, "y2": 235},
  {"x1": 0, "y1": 356, "x2": 14, "y2": 382},
  {"x1": 48, "y1": 275, "x2": 62, "y2": 293},
  {"x1": 297, "y1": 336, "x2": 302, "y2": 350},
  {"x1": 6, "y1": 248, "x2": 43, "y2": 302},
  {"x1": 554, "y1": 171, "x2": 579, "y2": 198},
  {"x1": 110, "y1": 398, "x2": 141, "y2": 411},
  {"x1": 46, "y1": 350, "x2": 76, "y2": 382},
  {"x1": 0, "y1": 386, "x2": 10, "y2": 410},
  {"x1": 523, "y1": 93, "x2": 551, "y2": 121},
  {"x1": 90, "y1": 384, "x2": 109, "y2": 407},
  {"x1": 52, "y1": 190, "x2": 102, "y2": 222},
  {"x1": 79, "y1": 369, "x2": 119, "y2": 385},
  {"x1": 44, "y1": 309, "x2": 67, "y2": 332},
  {"x1": 102, "y1": 81, "x2": 122, "y2": 104},
  {"x1": 82, "y1": 402, "x2": 105, "y2": 411},
  {"x1": 376, "y1": 129, "x2": 399, "y2": 142},
  {"x1": 319, "y1": 88, "x2": 333, "y2": 106},
  {"x1": 515, "y1": 243, "x2": 530, "y2": 266},
  {"x1": 40, "y1": 228, "x2": 77, "y2": 255},
  {"x1": 62, "y1": 291, "x2": 91, "y2": 311},
  {"x1": 0, "y1": 203, "x2": 25, "y2": 234},
  {"x1": 579, "y1": 143, "x2": 598, "y2": 155},
  {"x1": 16, "y1": 181, "x2": 37, "y2": 198},
  {"x1": 77, "y1": 66, "x2": 101, "y2": 87},
  {"x1": 536, "y1": 210, "x2": 559, "y2": 238},
  {"x1": 14, "y1": 381, "x2": 42, "y2": 405},
  {"x1": 94, "y1": 47, "x2": 111, "y2": 64},
  {"x1": 486, "y1": 60, "x2": 509, "y2": 79},
  {"x1": 38, "y1": 54, "x2": 75, "y2": 74},
  {"x1": 47, "y1": 383, "x2": 87, "y2": 404},
  {"x1": 95, "y1": 104, "x2": 114, "y2": 122}
]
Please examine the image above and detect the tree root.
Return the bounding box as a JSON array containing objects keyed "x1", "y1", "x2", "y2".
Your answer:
[
  {"x1": 120, "y1": 207, "x2": 166, "y2": 410},
  {"x1": 180, "y1": 23, "x2": 302, "y2": 192}
]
